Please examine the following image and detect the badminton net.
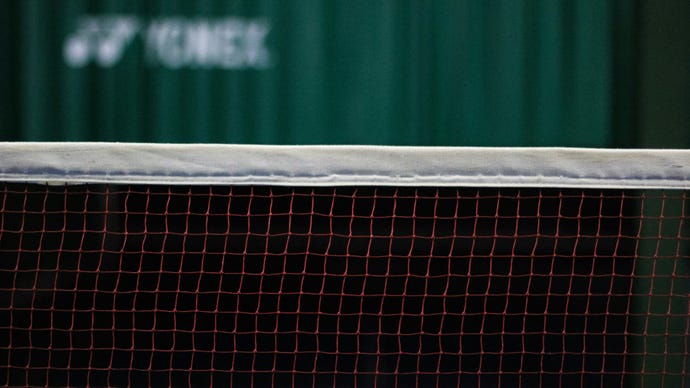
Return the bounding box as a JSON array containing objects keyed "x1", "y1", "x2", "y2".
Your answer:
[{"x1": 0, "y1": 143, "x2": 689, "y2": 387}]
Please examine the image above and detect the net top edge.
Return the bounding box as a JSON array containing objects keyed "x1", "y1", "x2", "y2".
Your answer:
[{"x1": 1, "y1": 142, "x2": 690, "y2": 189}]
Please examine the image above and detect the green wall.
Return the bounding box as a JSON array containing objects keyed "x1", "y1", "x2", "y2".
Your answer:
[{"x1": 1, "y1": 0, "x2": 636, "y2": 146}]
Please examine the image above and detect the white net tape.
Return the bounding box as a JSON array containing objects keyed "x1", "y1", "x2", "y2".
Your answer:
[{"x1": 1, "y1": 142, "x2": 689, "y2": 188}]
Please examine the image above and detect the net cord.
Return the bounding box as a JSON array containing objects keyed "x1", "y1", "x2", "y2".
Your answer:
[{"x1": 1, "y1": 142, "x2": 689, "y2": 189}]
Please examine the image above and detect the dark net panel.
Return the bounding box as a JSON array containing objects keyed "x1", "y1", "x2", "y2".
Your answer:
[{"x1": 0, "y1": 184, "x2": 687, "y2": 387}]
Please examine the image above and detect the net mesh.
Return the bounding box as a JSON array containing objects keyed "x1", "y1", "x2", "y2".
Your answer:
[{"x1": 0, "y1": 183, "x2": 688, "y2": 387}]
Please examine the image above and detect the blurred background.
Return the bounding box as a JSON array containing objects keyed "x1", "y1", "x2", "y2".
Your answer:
[
  {"x1": 1, "y1": 1, "x2": 689, "y2": 386},
  {"x1": 0, "y1": 0, "x2": 688, "y2": 148}
]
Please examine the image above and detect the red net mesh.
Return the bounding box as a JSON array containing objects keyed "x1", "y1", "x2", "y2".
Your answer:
[{"x1": 0, "y1": 184, "x2": 688, "y2": 387}]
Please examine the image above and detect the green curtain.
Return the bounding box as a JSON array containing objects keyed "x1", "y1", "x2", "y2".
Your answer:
[{"x1": 1, "y1": 0, "x2": 634, "y2": 146}]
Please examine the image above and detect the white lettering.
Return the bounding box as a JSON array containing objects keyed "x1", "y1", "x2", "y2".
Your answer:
[
  {"x1": 215, "y1": 19, "x2": 245, "y2": 69},
  {"x1": 244, "y1": 21, "x2": 271, "y2": 67},
  {"x1": 150, "y1": 19, "x2": 187, "y2": 68},
  {"x1": 64, "y1": 16, "x2": 140, "y2": 68},
  {"x1": 184, "y1": 21, "x2": 213, "y2": 68},
  {"x1": 66, "y1": 15, "x2": 272, "y2": 70}
]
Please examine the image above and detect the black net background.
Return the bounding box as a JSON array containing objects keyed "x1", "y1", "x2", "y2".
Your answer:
[{"x1": 0, "y1": 184, "x2": 688, "y2": 387}]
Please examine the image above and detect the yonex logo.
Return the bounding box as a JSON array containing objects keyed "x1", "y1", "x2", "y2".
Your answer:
[{"x1": 63, "y1": 15, "x2": 271, "y2": 70}]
